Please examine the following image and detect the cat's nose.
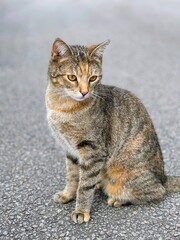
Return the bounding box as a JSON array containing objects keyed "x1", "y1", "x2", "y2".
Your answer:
[{"x1": 80, "y1": 90, "x2": 88, "y2": 96}]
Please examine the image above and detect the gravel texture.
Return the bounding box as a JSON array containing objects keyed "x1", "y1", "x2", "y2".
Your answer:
[{"x1": 0, "y1": 0, "x2": 180, "y2": 239}]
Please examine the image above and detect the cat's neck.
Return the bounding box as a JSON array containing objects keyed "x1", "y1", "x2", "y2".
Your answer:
[{"x1": 46, "y1": 84, "x2": 93, "y2": 113}]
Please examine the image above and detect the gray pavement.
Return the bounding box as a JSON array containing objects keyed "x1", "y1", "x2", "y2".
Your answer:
[{"x1": 0, "y1": 0, "x2": 180, "y2": 239}]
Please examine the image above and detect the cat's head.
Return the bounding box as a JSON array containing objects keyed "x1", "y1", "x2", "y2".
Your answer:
[{"x1": 48, "y1": 38, "x2": 110, "y2": 101}]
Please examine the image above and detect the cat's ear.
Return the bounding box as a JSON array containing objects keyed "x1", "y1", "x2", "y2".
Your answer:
[
  {"x1": 51, "y1": 38, "x2": 73, "y2": 60},
  {"x1": 88, "y1": 40, "x2": 110, "y2": 60}
]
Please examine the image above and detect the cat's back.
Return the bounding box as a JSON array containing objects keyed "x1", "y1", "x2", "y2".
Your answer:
[
  {"x1": 98, "y1": 84, "x2": 166, "y2": 184},
  {"x1": 97, "y1": 84, "x2": 161, "y2": 160},
  {"x1": 97, "y1": 84, "x2": 150, "y2": 120}
]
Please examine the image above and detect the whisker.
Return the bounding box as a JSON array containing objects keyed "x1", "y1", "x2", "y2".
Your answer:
[
  {"x1": 92, "y1": 92, "x2": 105, "y2": 100},
  {"x1": 92, "y1": 91, "x2": 114, "y2": 100}
]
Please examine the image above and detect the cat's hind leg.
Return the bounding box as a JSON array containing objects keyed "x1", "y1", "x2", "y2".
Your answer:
[
  {"x1": 53, "y1": 155, "x2": 79, "y2": 204},
  {"x1": 107, "y1": 198, "x2": 124, "y2": 207},
  {"x1": 125, "y1": 170, "x2": 166, "y2": 204},
  {"x1": 103, "y1": 165, "x2": 134, "y2": 207},
  {"x1": 103, "y1": 166, "x2": 166, "y2": 207}
]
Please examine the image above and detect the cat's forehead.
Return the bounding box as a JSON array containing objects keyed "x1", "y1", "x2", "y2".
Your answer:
[
  {"x1": 71, "y1": 45, "x2": 89, "y2": 61},
  {"x1": 57, "y1": 45, "x2": 101, "y2": 74}
]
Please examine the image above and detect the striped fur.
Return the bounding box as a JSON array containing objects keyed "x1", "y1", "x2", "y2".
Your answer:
[{"x1": 46, "y1": 38, "x2": 180, "y2": 224}]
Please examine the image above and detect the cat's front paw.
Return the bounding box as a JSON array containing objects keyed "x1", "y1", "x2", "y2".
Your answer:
[
  {"x1": 71, "y1": 209, "x2": 90, "y2": 224},
  {"x1": 53, "y1": 191, "x2": 73, "y2": 204}
]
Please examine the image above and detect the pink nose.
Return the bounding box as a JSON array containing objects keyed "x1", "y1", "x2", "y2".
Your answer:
[{"x1": 81, "y1": 90, "x2": 88, "y2": 96}]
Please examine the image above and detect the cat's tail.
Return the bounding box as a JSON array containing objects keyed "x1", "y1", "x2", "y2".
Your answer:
[{"x1": 164, "y1": 176, "x2": 180, "y2": 193}]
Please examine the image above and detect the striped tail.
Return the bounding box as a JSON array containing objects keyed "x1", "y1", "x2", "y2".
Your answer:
[{"x1": 164, "y1": 176, "x2": 180, "y2": 192}]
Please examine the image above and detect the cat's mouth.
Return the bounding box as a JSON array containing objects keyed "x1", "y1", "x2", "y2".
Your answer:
[
  {"x1": 65, "y1": 89, "x2": 90, "y2": 101},
  {"x1": 71, "y1": 92, "x2": 90, "y2": 101}
]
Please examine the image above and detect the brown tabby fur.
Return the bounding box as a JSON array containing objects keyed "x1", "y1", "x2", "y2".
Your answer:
[{"x1": 46, "y1": 37, "x2": 180, "y2": 224}]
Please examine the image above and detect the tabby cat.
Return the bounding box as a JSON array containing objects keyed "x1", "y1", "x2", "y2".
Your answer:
[{"x1": 46, "y1": 37, "x2": 180, "y2": 224}]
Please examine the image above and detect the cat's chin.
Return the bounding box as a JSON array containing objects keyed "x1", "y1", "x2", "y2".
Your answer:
[
  {"x1": 71, "y1": 96, "x2": 90, "y2": 102},
  {"x1": 69, "y1": 93, "x2": 90, "y2": 102}
]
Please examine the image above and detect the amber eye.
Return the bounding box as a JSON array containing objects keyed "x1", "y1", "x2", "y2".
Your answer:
[
  {"x1": 67, "y1": 75, "x2": 77, "y2": 81},
  {"x1": 89, "y1": 76, "x2": 97, "y2": 82}
]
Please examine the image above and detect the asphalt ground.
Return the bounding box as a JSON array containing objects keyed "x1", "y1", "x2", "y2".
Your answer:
[{"x1": 0, "y1": 0, "x2": 180, "y2": 239}]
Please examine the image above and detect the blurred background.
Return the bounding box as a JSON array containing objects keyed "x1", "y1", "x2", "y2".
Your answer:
[{"x1": 0, "y1": 0, "x2": 180, "y2": 239}]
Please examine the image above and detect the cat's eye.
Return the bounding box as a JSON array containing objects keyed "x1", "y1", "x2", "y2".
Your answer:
[
  {"x1": 89, "y1": 76, "x2": 97, "y2": 82},
  {"x1": 67, "y1": 75, "x2": 77, "y2": 81}
]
